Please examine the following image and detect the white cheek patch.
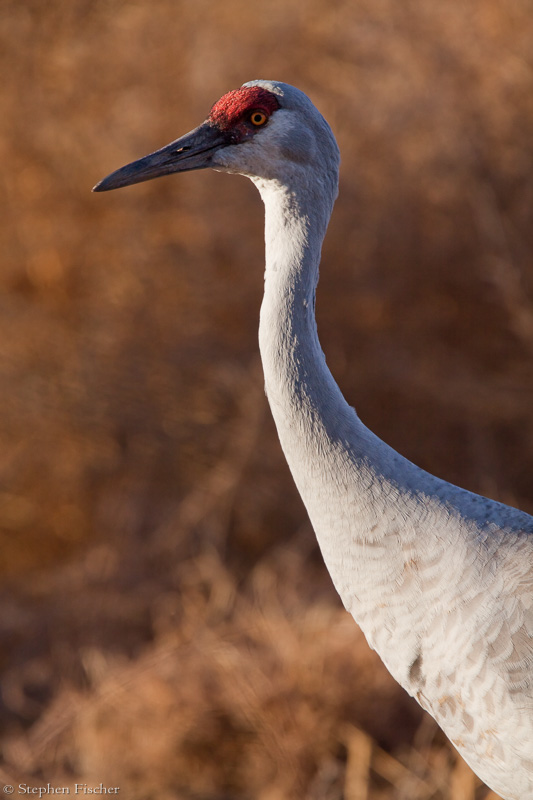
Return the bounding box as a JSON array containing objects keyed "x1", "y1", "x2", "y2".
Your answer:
[{"x1": 212, "y1": 110, "x2": 316, "y2": 178}]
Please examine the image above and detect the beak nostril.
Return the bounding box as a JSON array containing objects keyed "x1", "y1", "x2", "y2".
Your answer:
[{"x1": 176, "y1": 146, "x2": 190, "y2": 154}]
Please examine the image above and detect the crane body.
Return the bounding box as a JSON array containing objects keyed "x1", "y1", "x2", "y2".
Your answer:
[{"x1": 94, "y1": 81, "x2": 533, "y2": 799}]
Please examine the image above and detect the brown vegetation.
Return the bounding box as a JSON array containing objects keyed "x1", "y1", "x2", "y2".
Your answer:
[{"x1": 0, "y1": 1, "x2": 532, "y2": 797}]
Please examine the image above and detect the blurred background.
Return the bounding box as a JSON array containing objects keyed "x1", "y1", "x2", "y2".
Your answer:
[{"x1": 1, "y1": 1, "x2": 532, "y2": 797}]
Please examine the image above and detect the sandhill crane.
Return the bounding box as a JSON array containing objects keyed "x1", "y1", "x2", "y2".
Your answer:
[{"x1": 94, "y1": 81, "x2": 533, "y2": 799}]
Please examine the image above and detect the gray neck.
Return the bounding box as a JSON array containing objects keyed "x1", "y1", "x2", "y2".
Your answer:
[
  {"x1": 254, "y1": 177, "x2": 379, "y2": 528},
  {"x1": 255, "y1": 177, "x2": 346, "y2": 414},
  {"x1": 252, "y1": 174, "x2": 527, "y2": 583}
]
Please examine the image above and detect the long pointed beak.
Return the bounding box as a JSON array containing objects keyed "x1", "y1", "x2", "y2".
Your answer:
[{"x1": 93, "y1": 122, "x2": 226, "y2": 192}]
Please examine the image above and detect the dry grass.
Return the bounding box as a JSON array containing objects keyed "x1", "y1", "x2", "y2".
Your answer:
[{"x1": 1, "y1": 0, "x2": 533, "y2": 797}]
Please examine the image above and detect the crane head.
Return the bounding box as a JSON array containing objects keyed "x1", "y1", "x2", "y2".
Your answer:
[{"x1": 93, "y1": 81, "x2": 339, "y2": 192}]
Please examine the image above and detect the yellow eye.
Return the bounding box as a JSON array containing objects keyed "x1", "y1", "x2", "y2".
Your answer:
[{"x1": 250, "y1": 110, "x2": 268, "y2": 126}]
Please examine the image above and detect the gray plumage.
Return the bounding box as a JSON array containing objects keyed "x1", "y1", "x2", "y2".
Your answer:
[{"x1": 95, "y1": 80, "x2": 533, "y2": 799}]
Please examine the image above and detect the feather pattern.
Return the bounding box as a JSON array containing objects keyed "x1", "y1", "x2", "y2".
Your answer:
[{"x1": 95, "y1": 79, "x2": 533, "y2": 799}]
